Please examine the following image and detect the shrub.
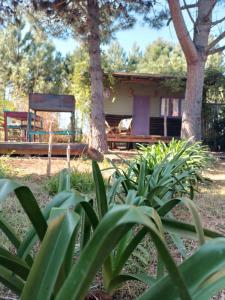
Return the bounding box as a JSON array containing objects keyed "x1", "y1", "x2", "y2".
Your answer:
[{"x1": 45, "y1": 168, "x2": 95, "y2": 195}]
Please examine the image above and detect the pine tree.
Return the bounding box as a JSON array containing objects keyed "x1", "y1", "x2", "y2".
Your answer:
[{"x1": 30, "y1": 0, "x2": 156, "y2": 152}]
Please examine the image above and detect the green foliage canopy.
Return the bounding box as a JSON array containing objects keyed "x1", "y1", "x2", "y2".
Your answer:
[{"x1": 0, "y1": 22, "x2": 68, "y2": 109}]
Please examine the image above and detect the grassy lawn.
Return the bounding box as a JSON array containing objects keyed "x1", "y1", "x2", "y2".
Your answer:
[{"x1": 0, "y1": 155, "x2": 225, "y2": 299}]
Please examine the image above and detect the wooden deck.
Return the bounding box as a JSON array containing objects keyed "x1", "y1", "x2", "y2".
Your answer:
[
  {"x1": 0, "y1": 142, "x2": 102, "y2": 161},
  {"x1": 107, "y1": 134, "x2": 173, "y2": 143}
]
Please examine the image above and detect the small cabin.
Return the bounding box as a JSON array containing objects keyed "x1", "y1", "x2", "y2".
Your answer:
[{"x1": 104, "y1": 72, "x2": 185, "y2": 144}]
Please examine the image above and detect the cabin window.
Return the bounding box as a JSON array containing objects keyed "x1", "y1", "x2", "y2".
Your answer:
[{"x1": 161, "y1": 98, "x2": 184, "y2": 117}]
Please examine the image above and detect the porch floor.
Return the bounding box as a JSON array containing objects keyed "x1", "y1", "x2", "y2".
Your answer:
[{"x1": 107, "y1": 134, "x2": 173, "y2": 144}]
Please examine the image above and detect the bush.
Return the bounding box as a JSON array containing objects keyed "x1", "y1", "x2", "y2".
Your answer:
[{"x1": 45, "y1": 168, "x2": 95, "y2": 195}]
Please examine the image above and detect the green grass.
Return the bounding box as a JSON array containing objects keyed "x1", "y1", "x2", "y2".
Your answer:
[
  {"x1": 0, "y1": 155, "x2": 15, "y2": 178},
  {"x1": 45, "y1": 168, "x2": 95, "y2": 195}
]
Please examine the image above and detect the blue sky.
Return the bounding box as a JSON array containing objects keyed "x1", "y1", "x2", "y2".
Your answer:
[
  {"x1": 50, "y1": 2, "x2": 224, "y2": 56},
  {"x1": 53, "y1": 21, "x2": 178, "y2": 56}
]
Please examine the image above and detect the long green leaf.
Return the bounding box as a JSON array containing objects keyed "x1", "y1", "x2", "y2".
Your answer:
[
  {"x1": 56, "y1": 205, "x2": 191, "y2": 300},
  {"x1": 21, "y1": 209, "x2": 80, "y2": 300},
  {"x1": 0, "y1": 247, "x2": 30, "y2": 280},
  {"x1": 0, "y1": 265, "x2": 24, "y2": 295},
  {"x1": 0, "y1": 179, "x2": 47, "y2": 241},
  {"x1": 138, "y1": 238, "x2": 225, "y2": 300},
  {"x1": 92, "y1": 160, "x2": 108, "y2": 219},
  {"x1": 162, "y1": 218, "x2": 223, "y2": 240},
  {"x1": 0, "y1": 214, "x2": 21, "y2": 248},
  {"x1": 108, "y1": 273, "x2": 156, "y2": 292}
]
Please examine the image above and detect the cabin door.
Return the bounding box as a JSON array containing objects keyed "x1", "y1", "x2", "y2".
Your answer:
[{"x1": 132, "y1": 95, "x2": 150, "y2": 135}]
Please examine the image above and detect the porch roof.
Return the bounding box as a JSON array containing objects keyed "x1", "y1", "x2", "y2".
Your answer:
[{"x1": 112, "y1": 72, "x2": 186, "y2": 83}]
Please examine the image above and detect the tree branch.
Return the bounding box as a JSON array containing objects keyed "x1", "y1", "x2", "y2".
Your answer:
[
  {"x1": 167, "y1": 2, "x2": 197, "y2": 26},
  {"x1": 207, "y1": 31, "x2": 225, "y2": 51},
  {"x1": 208, "y1": 44, "x2": 225, "y2": 55},
  {"x1": 183, "y1": 0, "x2": 195, "y2": 25},
  {"x1": 180, "y1": 3, "x2": 197, "y2": 10},
  {"x1": 211, "y1": 16, "x2": 225, "y2": 27},
  {"x1": 168, "y1": 0, "x2": 198, "y2": 64}
]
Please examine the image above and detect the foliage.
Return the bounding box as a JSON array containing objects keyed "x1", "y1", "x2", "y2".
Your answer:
[
  {"x1": 138, "y1": 237, "x2": 225, "y2": 300},
  {"x1": 203, "y1": 105, "x2": 225, "y2": 151},
  {"x1": 0, "y1": 156, "x2": 15, "y2": 178},
  {"x1": 137, "y1": 39, "x2": 186, "y2": 75},
  {"x1": 138, "y1": 139, "x2": 212, "y2": 173},
  {"x1": 204, "y1": 69, "x2": 225, "y2": 104},
  {"x1": 31, "y1": 1, "x2": 156, "y2": 41},
  {"x1": 0, "y1": 22, "x2": 68, "y2": 109},
  {"x1": 0, "y1": 157, "x2": 224, "y2": 299},
  {"x1": 102, "y1": 41, "x2": 128, "y2": 72},
  {"x1": 110, "y1": 140, "x2": 212, "y2": 205},
  {"x1": 69, "y1": 46, "x2": 91, "y2": 117},
  {"x1": 45, "y1": 168, "x2": 94, "y2": 196}
]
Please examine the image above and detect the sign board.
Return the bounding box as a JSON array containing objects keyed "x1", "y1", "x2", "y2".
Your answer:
[{"x1": 29, "y1": 93, "x2": 75, "y2": 112}]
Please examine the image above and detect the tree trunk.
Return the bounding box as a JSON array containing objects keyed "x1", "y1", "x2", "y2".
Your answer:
[
  {"x1": 181, "y1": 60, "x2": 205, "y2": 140},
  {"x1": 168, "y1": 0, "x2": 214, "y2": 141},
  {"x1": 87, "y1": 0, "x2": 108, "y2": 153}
]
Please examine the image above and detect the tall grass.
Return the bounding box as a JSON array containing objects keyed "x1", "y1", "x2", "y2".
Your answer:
[
  {"x1": 45, "y1": 168, "x2": 95, "y2": 195},
  {"x1": 0, "y1": 155, "x2": 14, "y2": 178}
]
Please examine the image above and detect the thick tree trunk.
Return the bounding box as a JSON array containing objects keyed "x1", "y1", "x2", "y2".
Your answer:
[
  {"x1": 181, "y1": 60, "x2": 205, "y2": 140},
  {"x1": 87, "y1": 0, "x2": 108, "y2": 153},
  {"x1": 168, "y1": 0, "x2": 214, "y2": 141}
]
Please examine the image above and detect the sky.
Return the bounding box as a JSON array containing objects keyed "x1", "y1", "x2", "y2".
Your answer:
[
  {"x1": 52, "y1": 21, "x2": 178, "y2": 56},
  {"x1": 51, "y1": 3, "x2": 224, "y2": 56}
]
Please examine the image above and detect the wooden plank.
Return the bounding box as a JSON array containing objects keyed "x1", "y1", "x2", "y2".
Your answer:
[
  {"x1": 0, "y1": 142, "x2": 84, "y2": 155},
  {"x1": 29, "y1": 93, "x2": 75, "y2": 112},
  {"x1": 107, "y1": 134, "x2": 172, "y2": 143},
  {"x1": 0, "y1": 143, "x2": 102, "y2": 161}
]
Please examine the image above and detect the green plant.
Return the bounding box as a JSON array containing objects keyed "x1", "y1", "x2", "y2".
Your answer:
[
  {"x1": 138, "y1": 238, "x2": 225, "y2": 300},
  {"x1": 0, "y1": 155, "x2": 15, "y2": 178},
  {"x1": 106, "y1": 141, "x2": 215, "y2": 263},
  {"x1": 109, "y1": 139, "x2": 213, "y2": 204},
  {"x1": 138, "y1": 139, "x2": 212, "y2": 171},
  {"x1": 45, "y1": 168, "x2": 95, "y2": 195},
  {"x1": 0, "y1": 161, "x2": 224, "y2": 300}
]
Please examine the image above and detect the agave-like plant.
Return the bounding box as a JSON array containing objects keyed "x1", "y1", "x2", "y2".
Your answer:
[
  {"x1": 138, "y1": 237, "x2": 225, "y2": 300},
  {"x1": 107, "y1": 140, "x2": 214, "y2": 259},
  {"x1": 138, "y1": 138, "x2": 213, "y2": 173},
  {"x1": 0, "y1": 160, "x2": 223, "y2": 300},
  {"x1": 90, "y1": 162, "x2": 221, "y2": 295},
  {"x1": 110, "y1": 139, "x2": 212, "y2": 203}
]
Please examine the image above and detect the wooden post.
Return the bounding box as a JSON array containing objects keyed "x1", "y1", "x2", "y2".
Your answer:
[
  {"x1": 33, "y1": 110, "x2": 37, "y2": 142},
  {"x1": 71, "y1": 112, "x2": 75, "y2": 143},
  {"x1": 164, "y1": 98, "x2": 168, "y2": 137},
  {"x1": 4, "y1": 111, "x2": 8, "y2": 142},
  {"x1": 67, "y1": 137, "x2": 71, "y2": 171},
  {"x1": 27, "y1": 111, "x2": 32, "y2": 142},
  {"x1": 47, "y1": 116, "x2": 53, "y2": 177},
  {"x1": 40, "y1": 116, "x2": 43, "y2": 142}
]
